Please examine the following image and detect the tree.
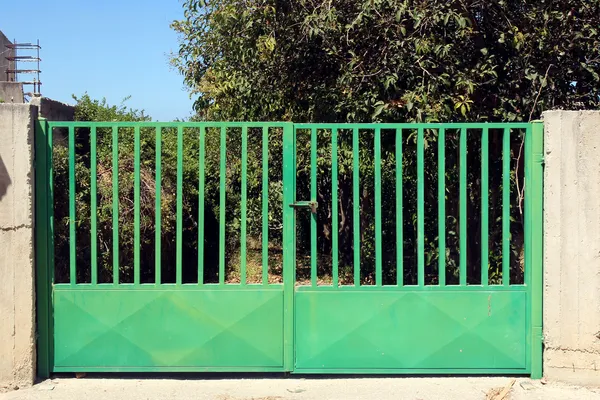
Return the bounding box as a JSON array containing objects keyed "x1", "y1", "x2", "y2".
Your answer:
[
  {"x1": 171, "y1": 0, "x2": 599, "y2": 122},
  {"x1": 171, "y1": 1, "x2": 600, "y2": 283},
  {"x1": 54, "y1": 94, "x2": 285, "y2": 284},
  {"x1": 53, "y1": 94, "x2": 196, "y2": 283},
  {"x1": 170, "y1": 1, "x2": 599, "y2": 283}
]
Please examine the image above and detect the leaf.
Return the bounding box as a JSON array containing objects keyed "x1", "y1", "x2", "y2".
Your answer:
[
  {"x1": 372, "y1": 101, "x2": 387, "y2": 118},
  {"x1": 443, "y1": 13, "x2": 451, "y2": 25}
]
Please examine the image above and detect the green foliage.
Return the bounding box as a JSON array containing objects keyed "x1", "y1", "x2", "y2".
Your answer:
[
  {"x1": 171, "y1": 0, "x2": 599, "y2": 122},
  {"x1": 55, "y1": 1, "x2": 600, "y2": 284},
  {"x1": 72, "y1": 94, "x2": 151, "y2": 122},
  {"x1": 54, "y1": 94, "x2": 192, "y2": 282},
  {"x1": 54, "y1": 94, "x2": 285, "y2": 283},
  {"x1": 171, "y1": 0, "x2": 590, "y2": 282}
]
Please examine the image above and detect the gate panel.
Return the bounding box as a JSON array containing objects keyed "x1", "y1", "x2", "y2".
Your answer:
[
  {"x1": 53, "y1": 288, "x2": 284, "y2": 371},
  {"x1": 295, "y1": 290, "x2": 526, "y2": 371},
  {"x1": 37, "y1": 121, "x2": 293, "y2": 374},
  {"x1": 290, "y1": 123, "x2": 542, "y2": 375},
  {"x1": 36, "y1": 120, "x2": 543, "y2": 376}
]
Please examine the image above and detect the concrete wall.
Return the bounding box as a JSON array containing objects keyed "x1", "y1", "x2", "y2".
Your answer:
[
  {"x1": 29, "y1": 97, "x2": 74, "y2": 121},
  {"x1": 0, "y1": 104, "x2": 36, "y2": 389},
  {"x1": 0, "y1": 82, "x2": 24, "y2": 103},
  {"x1": 28, "y1": 97, "x2": 74, "y2": 147},
  {"x1": 543, "y1": 110, "x2": 600, "y2": 386},
  {"x1": 0, "y1": 31, "x2": 15, "y2": 82}
]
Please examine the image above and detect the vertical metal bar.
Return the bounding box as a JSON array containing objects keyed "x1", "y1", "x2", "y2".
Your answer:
[
  {"x1": 47, "y1": 123, "x2": 55, "y2": 368},
  {"x1": 240, "y1": 126, "x2": 248, "y2": 285},
  {"x1": 311, "y1": 127, "x2": 318, "y2": 287},
  {"x1": 481, "y1": 128, "x2": 489, "y2": 286},
  {"x1": 396, "y1": 128, "x2": 403, "y2": 286},
  {"x1": 262, "y1": 127, "x2": 269, "y2": 285},
  {"x1": 68, "y1": 126, "x2": 76, "y2": 285},
  {"x1": 282, "y1": 123, "x2": 296, "y2": 372},
  {"x1": 528, "y1": 122, "x2": 544, "y2": 379},
  {"x1": 331, "y1": 128, "x2": 339, "y2": 287},
  {"x1": 155, "y1": 127, "x2": 162, "y2": 285},
  {"x1": 90, "y1": 126, "x2": 98, "y2": 285},
  {"x1": 417, "y1": 128, "x2": 425, "y2": 287},
  {"x1": 219, "y1": 126, "x2": 226, "y2": 284},
  {"x1": 112, "y1": 126, "x2": 119, "y2": 284},
  {"x1": 34, "y1": 118, "x2": 51, "y2": 378},
  {"x1": 438, "y1": 128, "x2": 446, "y2": 286},
  {"x1": 375, "y1": 128, "x2": 383, "y2": 286},
  {"x1": 353, "y1": 128, "x2": 360, "y2": 286},
  {"x1": 134, "y1": 126, "x2": 141, "y2": 285},
  {"x1": 198, "y1": 127, "x2": 205, "y2": 284},
  {"x1": 176, "y1": 126, "x2": 183, "y2": 285},
  {"x1": 459, "y1": 127, "x2": 467, "y2": 286},
  {"x1": 502, "y1": 128, "x2": 511, "y2": 286}
]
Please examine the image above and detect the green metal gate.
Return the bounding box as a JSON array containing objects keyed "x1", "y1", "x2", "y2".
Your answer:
[{"x1": 35, "y1": 120, "x2": 543, "y2": 377}]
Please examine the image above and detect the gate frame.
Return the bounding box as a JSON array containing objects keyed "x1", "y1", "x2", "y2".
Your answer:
[
  {"x1": 34, "y1": 119, "x2": 544, "y2": 378},
  {"x1": 35, "y1": 117, "x2": 53, "y2": 378},
  {"x1": 527, "y1": 120, "x2": 544, "y2": 379}
]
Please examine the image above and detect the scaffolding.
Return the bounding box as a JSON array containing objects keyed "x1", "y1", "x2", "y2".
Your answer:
[{"x1": 5, "y1": 39, "x2": 42, "y2": 96}]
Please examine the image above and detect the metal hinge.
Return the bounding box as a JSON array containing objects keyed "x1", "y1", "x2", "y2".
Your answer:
[{"x1": 534, "y1": 155, "x2": 545, "y2": 166}]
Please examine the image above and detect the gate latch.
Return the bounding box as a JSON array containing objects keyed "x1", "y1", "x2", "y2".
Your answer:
[{"x1": 290, "y1": 201, "x2": 318, "y2": 214}]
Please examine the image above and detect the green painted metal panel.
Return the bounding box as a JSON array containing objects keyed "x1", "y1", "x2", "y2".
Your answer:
[
  {"x1": 34, "y1": 118, "x2": 51, "y2": 378},
  {"x1": 38, "y1": 120, "x2": 538, "y2": 376},
  {"x1": 134, "y1": 126, "x2": 141, "y2": 285},
  {"x1": 527, "y1": 122, "x2": 544, "y2": 378},
  {"x1": 294, "y1": 291, "x2": 527, "y2": 371},
  {"x1": 396, "y1": 129, "x2": 403, "y2": 286},
  {"x1": 112, "y1": 126, "x2": 119, "y2": 284},
  {"x1": 481, "y1": 128, "x2": 489, "y2": 286},
  {"x1": 176, "y1": 126, "x2": 184, "y2": 285},
  {"x1": 53, "y1": 366, "x2": 286, "y2": 373},
  {"x1": 295, "y1": 284, "x2": 526, "y2": 292},
  {"x1": 53, "y1": 288, "x2": 284, "y2": 369},
  {"x1": 331, "y1": 128, "x2": 339, "y2": 287},
  {"x1": 502, "y1": 128, "x2": 511, "y2": 285},
  {"x1": 290, "y1": 368, "x2": 530, "y2": 375},
  {"x1": 417, "y1": 128, "x2": 424, "y2": 286},
  {"x1": 198, "y1": 127, "x2": 205, "y2": 284},
  {"x1": 374, "y1": 128, "x2": 383, "y2": 286},
  {"x1": 155, "y1": 127, "x2": 162, "y2": 285},
  {"x1": 68, "y1": 126, "x2": 76, "y2": 285},
  {"x1": 262, "y1": 127, "x2": 269, "y2": 286},
  {"x1": 219, "y1": 127, "x2": 226, "y2": 285},
  {"x1": 47, "y1": 123, "x2": 55, "y2": 369},
  {"x1": 294, "y1": 123, "x2": 531, "y2": 129},
  {"x1": 240, "y1": 126, "x2": 248, "y2": 285},
  {"x1": 459, "y1": 127, "x2": 467, "y2": 286},
  {"x1": 352, "y1": 128, "x2": 360, "y2": 286},
  {"x1": 311, "y1": 128, "x2": 318, "y2": 287},
  {"x1": 90, "y1": 126, "x2": 98, "y2": 285},
  {"x1": 438, "y1": 128, "x2": 445, "y2": 286},
  {"x1": 282, "y1": 123, "x2": 296, "y2": 371}
]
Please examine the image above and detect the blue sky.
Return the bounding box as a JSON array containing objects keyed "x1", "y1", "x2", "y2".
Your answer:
[{"x1": 1, "y1": 0, "x2": 193, "y2": 121}]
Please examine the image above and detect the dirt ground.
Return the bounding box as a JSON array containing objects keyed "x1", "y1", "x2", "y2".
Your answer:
[{"x1": 2, "y1": 376, "x2": 600, "y2": 400}]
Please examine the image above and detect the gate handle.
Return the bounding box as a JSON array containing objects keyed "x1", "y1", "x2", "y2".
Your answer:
[{"x1": 290, "y1": 201, "x2": 318, "y2": 214}]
